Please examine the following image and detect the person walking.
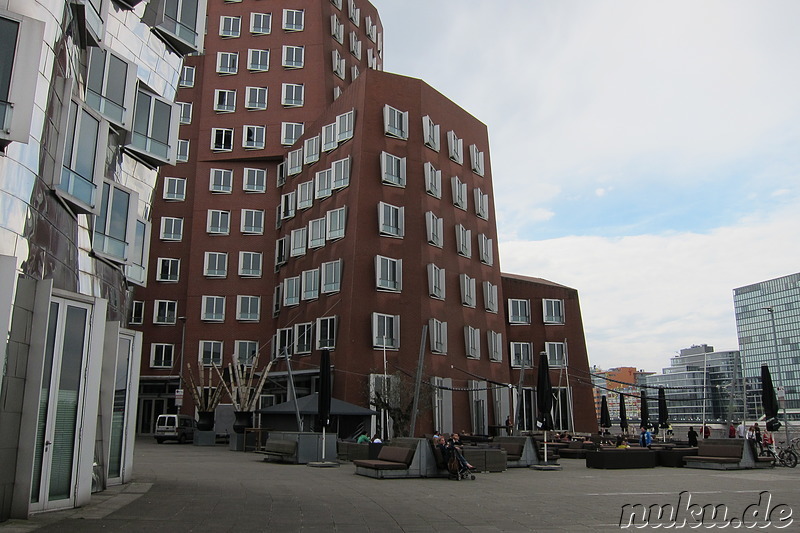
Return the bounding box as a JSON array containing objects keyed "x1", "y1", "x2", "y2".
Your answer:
[
  {"x1": 639, "y1": 426, "x2": 652, "y2": 448},
  {"x1": 687, "y1": 426, "x2": 699, "y2": 447}
]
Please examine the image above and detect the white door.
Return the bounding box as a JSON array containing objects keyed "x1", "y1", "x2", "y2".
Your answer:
[{"x1": 107, "y1": 333, "x2": 135, "y2": 484}]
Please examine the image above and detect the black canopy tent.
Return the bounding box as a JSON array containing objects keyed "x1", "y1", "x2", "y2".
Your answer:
[{"x1": 258, "y1": 393, "x2": 377, "y2": 438}]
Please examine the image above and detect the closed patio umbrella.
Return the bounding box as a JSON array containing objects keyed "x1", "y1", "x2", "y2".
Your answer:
[
  {"x1": 536, "y1": 351, "x2": 554, "y2": 463},
  {"x1": 761, "y1": 365, "x2": 781, "y2": 432},
  {"x1": 639, "y1": 389, "x2": 650, "y2": 430},
  {"x1": 317, "y1": 350, "x2": 332, "y2": 461},
  {"x1": 599, "y1": 395, "x2": 612, "y2": 431},
  {"x1": 619, "y1": 393, "x2": 629, "y2": 434},
  {"x1": 658, "y1": 387, "x2": 669, "y2": 442}
]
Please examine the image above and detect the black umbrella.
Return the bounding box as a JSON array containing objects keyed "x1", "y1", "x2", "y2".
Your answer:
[
  {"x1": 599, "y1": 395, "x2": 612, "y2": 430},
  {"x1": 619, "y1": 393, "x2": 629, "y2": 433},
  {"x1": 761, "y1": 365, "x2": 781, "y2": 432},
  {"x1": 536, "y1": 351, "x2": 554, "y2": 463},
  {"x1": 639, "y1": 389, "x2": 650, "y2": 430},
  {"x1": 318, "y1": 350, "x2": 332, "y2": 460},
  {"x1": 658, "y1": 387, "x2": 669, "y2": 429}
]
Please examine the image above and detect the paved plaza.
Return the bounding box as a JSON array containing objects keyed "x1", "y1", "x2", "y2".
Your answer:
[{"x1": 3, "y1": 438, "x2": 798, "y2": 532}]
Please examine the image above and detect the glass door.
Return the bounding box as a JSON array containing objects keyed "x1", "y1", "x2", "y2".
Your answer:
[{"x1": 107, "y1": 334, "x2": 134, "y2": 484}]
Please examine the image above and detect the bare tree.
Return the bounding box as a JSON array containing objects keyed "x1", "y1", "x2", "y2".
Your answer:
[{"x1": 369, "y1": 370, "x2": 431, "y2": 437}]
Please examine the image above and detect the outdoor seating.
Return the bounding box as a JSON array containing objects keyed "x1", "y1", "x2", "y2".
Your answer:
[
  {"x1": 260, "y1": 439, "x2": 298, "y2": 463},
  {"x1": 683, "y1": 438, "x2": 769, "y2": 470},
  {"x1": 353, "y1": 439, "x2": 434, "y2": 479},
  {"x1": 585, "y1": 448, "x2": 657, "y2": 469},
  {"x1": 336, "y1": 441, "x2": 369, "y2": 462},
  {"x1": 493, "y1": 436, "x2": 539, "y2": 467},
  {"x1": 657, "y1": 447, "x2": 698, "y2": 467}
]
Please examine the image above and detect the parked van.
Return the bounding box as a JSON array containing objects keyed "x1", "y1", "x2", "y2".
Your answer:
[{"x1": 154, "y1": 414, "x2": 197, "y2": 444}]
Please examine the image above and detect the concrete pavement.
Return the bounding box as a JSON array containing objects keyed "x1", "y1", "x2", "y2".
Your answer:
[{"x1": 3, "y1": 438, "x2": 798, "y2": 531}]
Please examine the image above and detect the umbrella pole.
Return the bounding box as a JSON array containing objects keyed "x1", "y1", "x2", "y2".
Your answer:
[
  {"x1": 544, "y1": 430, "x2": 548, "y2": 464},
  {"x1": 321, "y1": 425, "x2": 326, "y2": 460}
]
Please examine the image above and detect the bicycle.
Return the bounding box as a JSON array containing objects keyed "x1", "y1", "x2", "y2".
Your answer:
[{"x1": 759, "y1": 443, "x2": 798, "y2": 468}]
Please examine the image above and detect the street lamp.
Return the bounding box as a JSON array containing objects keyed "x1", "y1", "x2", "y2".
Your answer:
[
  {"x1": 178, "y1": 316, "x2": 186, "y2": 412},
  {"x1": 383, "y1": 335, "x2": 388, "y2": 441},
  {"x1": 763, "y1": 307, "x2": 791, "y2": 446}
]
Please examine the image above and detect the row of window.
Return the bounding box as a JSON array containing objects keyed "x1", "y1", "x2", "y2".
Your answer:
[
  {"x1": 276, "y1": 259, "x2": 343, "y2": 308},
  {"x1": 208, "y1": 121, "x2": 303, "y2": 151},
  {"x1": 215, "y1": 45, "x2": 304, "y2": 75},
  {"x1": 509, "y1": 298, "x2": 566, "y2": 325}
]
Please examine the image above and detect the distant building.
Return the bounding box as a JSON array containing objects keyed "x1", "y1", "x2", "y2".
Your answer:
[{"x1": 592, "y1": 366, "x2": 652, "y2": 429}]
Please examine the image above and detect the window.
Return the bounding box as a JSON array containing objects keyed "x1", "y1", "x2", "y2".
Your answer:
[
  {"x1": 316, "y1": 316, "x2": 337, "y2": 349},
  {"x1": 282, "y1": 45, "x2": 304, "y2": 68},
  {"x1": 380, "y1": 151, "x2": 406, "y2": 187},
  {"x1": 204, "y1": 251, "x2": 227, "y2": 277},
  {"x1": 447, "y1": 130, "x2": 464, "y2": 164},
  {"x1": 127, "y1": 219, "x2": 149, "y2": 285},
  {"x1": 217, "y1": 52, "x2": 238, "y2": 74},
  {"x1": 179, "y1": 65, "x2": 195, "y2": 87},
  {"x1": 151, "y1": 344, "x2": 174, "y2": 368},
  {"x1": 511, "y1": 342, "x2": 532, "y2": 368},
  {"x1": 348, "y1": 0, "x2": 360, "y2": 25},
  {"x1": 245, "y1": 86, "x2": 267, "y2": 110},
  {"x1": 281, "y1": 122, "x2": 303, "y2": 145},
  {"x1": 275, "y1": 236, "x2": 288, "y2": 267},
  {"x1": 200, "y1": 340, "x2": 223, "y2": 367},
  {"x1": 243, "y1": 125, "x2": 265, "y2": 149},
  {"x1": 154, "y1": 300, "x2": 177, "y2": 324},
  {"x1": 330, "y1": 14, "x2": 344, "y2": 43},
  {"x1": 326, "y1": 207, "x2": 346, "y2": 240},
  {"x1": 160, "y1": 217, "x2": 183, "y2": 241},
  {"x1": 547, "y1": 342, "x2": 567, "y2": 367},
  {"x1": 251, "y1": 12, "x2": 271, "y2": 34},
  {"x1": 378, "y1": 202, "x2": 404, "y2": 238},
  {"x1": 424, "y1": 162, "x2": 442, "y2": 198},
  {"x1": 383, "y1": 105, "x2": 409, "y2": 140},
  {"x1": 302, "y1": 269, "x2": 320, "y2": 300},
  {"x1": 236, "y1": 340, "x2": 258, "y2": 366},
  {"x1": 455, "y1": 224, "x2": 472, "y2": 257},
  {"x1": 214, "y1": 89, "x2": 236, "y2": 113},
  {"x1": 239, "y1": 251, "x2": 262, "y2": 277},
  {"x1": 315, "y1": 169, "x2": 332, "y2": 199},
  {"x1": 336, "y1": 110, "x2": 355, "y2": 142},
  {"x1": 470, "y1": 144, "x2": 485, "y2": 176},
  {"x1": 220, "y1": 15, "x2": 241, "y2": 37},
  {"x1": 483, "y1": 281, "x2": 498, "y2": 313},
  {"x1": 202, "y1": 296, "x2": 225, "y2": 321},
  {"x1": 290, "y1": 227, "x2": 307, "y2": 256},
  {"x1": 86, "y1": 47, "x2": 136, "y2": 128},
  {"x1": 207, "y1": 210, "x2": 230, "y2": 235},
  {"x1": 544, "y1": 299, "x2": 565, "y2": 324},
  {"x1": 422, "y1": 115, "x2": 440, "y2": 151},
  {"x1": 298, "y1": 180, "x2": 314, "y2": 210},
  {"x1": 241, "y1": 209, "x2": 264, "y2": 234},
  {"x1": 283, "y1": 9, "x2": 304, "y2": 31},
  {"x1": 177, "y1": 139, "x2": 189, "y2": 162},
  {"x1": 332, "y1": 157, "x2": 350, "y2": 189},
  {"x1": 488, "y1": 331, "x2": 502, "y2": 362},
  {"x1": 276, "y1": 162, "x2": 286, "y2": 187},
  {"x1": 237, "y1": 295, "x2": 260, "y2": 321},
  {"x1": 275, "y1": 328, "x2": 293, "y2": 358},
  {"x1": 244, "y1": 168, "x2": 266, "y2": 192},
  {"x1": 304, "y1": 135, "x2": 320, "y2": 164},
  {"x1": 464, "y1": 326, "x2": 480, "y2": 359},
  {"x1": 425, "y1": 211, "x2": 443, "y2": 247},
  {"x1": 248, "y1": 49, "x2": 270, "y2": 71},
  {"x1": 474, "y1": 188, "x2": 489, "y2": 219},
  {"x1": 146, "y1": 0, "x2": 204, "y2": 54},
  {"x1": 156, "y1": 258, "x2": 180, "y2": 282},
  {"x1": 429, "y1": 319, "x2": 448, "y2": 354},
  {"x1": 332, "y1": 49, "x2": 345, "y2": 79},
  {"x1": 211, "y1": 128, "x2": 233, "y2": 151},
  {"x1": 287, "y1": 148, "x2": 303, "y2": 175},
  {"x1": 93, "y1": 181, "x2": 136, "y2": 261},
  {"x1": 373, "y1": 313, "x2": 400, "y2": 349},
  {"x1": 478, "y1": 234, "x2": 493, "y2": 265},
  {"x1": 281, "y1": 83, "x2": 304, "y2": 107},
  {"x1": 460, "y1": 274, "x2": 476, "y2": 307},
  {"x1": 366, "y1": 15, "x2": 377, "y2": 41},
  {"x1": 349, "y1": 31, "x2": 362, "y2": 59},
  {"x1": 427, "y1": 263, "x2": 446, "y2": 300},
  {"x1": 294, "y1": 323, "x2": 313, "y2": 355},
  {"x1": 280, "y1": 191, "x2": 296, "y2": 219},
  {"x1": 451, "y1": 176, "x2": 468, "y2": 210},
  {"x1": 509, "y1": 299, "x2": 531, "y2": 324},
  {"x1": 210, "y1": 168, "x2": 233, "y2": 193},
  {"x1": 130, "y1": 300, "x2": 144, "y2": 325},
  {"x1": 309, "y1": 217, "x2": 326, "y2": 248},
  {"x1": 376, "y1": 255, "x2": 402, "y2": 292},
  {"x1": 283, "y1": 276, "x2": 300, "y2": 306},
  {"x1": 178, "y1": 102, "x2": 192, "y2": 124},
  {"x1": 321, "y1": 259, "x2": 342, "y2": 293},
  {"x1": 322, "y1": 123, "x2": 337, "y2": 151},
  {"x1": 57, "y1": 100, "x2": 104, "y2": 212}
]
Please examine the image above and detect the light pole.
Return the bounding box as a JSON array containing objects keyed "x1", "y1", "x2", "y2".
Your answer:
[
  {"x1": 382, "y1": 335, "x2": 388, "y2": 441},
  {"x1": 763, "y1": 307, "x2": 791, "y2": 446},
  {"x1": 701, "y1": 350, "x2": 707, "y2": 438},
  {"x1": 177, "y1": 316, "x2": 186, "y2": 413}
]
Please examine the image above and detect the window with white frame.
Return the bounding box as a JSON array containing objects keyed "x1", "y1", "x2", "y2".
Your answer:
[
  {"x1": 287, "y1": 148, "x2": 303, "y2": 175},
  {"x1": 447, "y1": 130, "x2": 463, "y2": 164},
  {"x1": 283, "y1": 276, "x2": 300, "y2": 306},
  {"x1": 321, "y1": 259, "x2": 342, "y2": 293},
  {"x1": 298, "y1": 180, "x2": 314, "y2": 210},
  {"x1": 243, "y1": 125, "x2": 265, "y2": 149},
  {"x1": 425, "y1": 211, "x2": 443, "y2": 247},
  {"x1": 511, "y1": 342, "x2": 532, "y2": 368},
  {"x1": 427, "y1": 263, "x2": 445, "y2": 300},
  {"x1": 244, "y1": 168, "x2": 266, "y2": 192},
  {"x1": 474, "y1": 188, "x2": 489, "y2": 219},
  {"x1": 459, "y1": 274, "x2": 476, "y2": 307},
  {"x1": 210, "y1": 168, "x2": 233, "y2": 193},
  {"x1": 366, "y1": 15, "x2": 377, "y2": 41},
  {"x1": 326, "y1": 207, "x2": 346, "y2": 240},
  {"x1": 207, "y1": 210, "x2": 230, "y2": 234},
  {"x1": 424, "y1": 162, "x2": 442, "y2": 198},
  {"x1": 236, "y1": 340, "x2": 258, "y2": 366},
  {"x1": 200, "y1": 340, "x2": 223, "y2": 366},
  {"x1": 237, "y1": 295, "x2": 260, "y2": 321},
  {"x1": 179, "y1": 65, "x2": 195, "y2": 87},
  {"x1": 316, "y1": 316, "x2": 337, "y2": 349},
  {"x1": 280, "y1": 191, "x2": 296, "y2": 219},
  {"x1": 348, "y1": 0, "x2": 360, "y2": 26},
  {"x1": 130, "y1": 300, "x2": 145, "y2": 325},
  {"x1": 154, "y1": 300, "x2": 177, "y2": 324},
  {"x1": 349, "y1": 31, "x2": 362, "y2": 59},
  {"x1": 383, "y1": 105, "x2": 408, "y2": 140},
  {"x1": 251, "y1": 12, "x2": 271, "y2": 34},
  {"x1": 239, "y1": 251, "x2": 262, "y2": 277},
  {"x1": 332, "y1": 49, "x2": 345, "y2": 79},
  {"x1": 281, "y1": 83, "x2": 304, "y2": 107},
  {"x1": 451, "y1": 176, "x2": 468, "y2": 210},
  {"x1": 282, "y1": 45, "x2": 304, "y2": 68},
  {"x1": 202, "y1": 296, "x2": 225, "y2": 322},
  {"x1": 547, "y1": 342, "x2": 567, "y2": 367},
  {"x1": 275, "y1": 236, "x2": 288, "y2": 267},
  {"x1": 464, "y1": 326, "x2": 480, "y2": 359},
  {"x1": 488, "y1": 331, "x2": 502, "y2": 362},
  {"x1": 220, "y1": 15, "x2": 241, "y2": 37},
  {"x1": 376, "y1": 255, "x2": 402, "y2": 292},
  {"x1": 543, "y1": 299, "x2": 565, "y2": 324},
  {"x1": 422, "y1": 115, "x2": 440, "y2": 151},
  {"x1": 455, "y1": 224, "x2": 472, "y2": 257},
  {"x1": 294, "y1": 323, "x2": 313, "y2": 354},
  {"x1": 241, "y1": 209, "x2": 264, "y2": 234},
  {"x1": 276, "y1": 328, "x2": 293, "y2": 357},
  {"x1": 276, "y1": 162, "x2": 286, "y2": 187},
  {"x1": 204, "y1": 251, "x2": 227, "y2": 277},
  {"x1": 470, "y1": 144, "x2": 485, "y2": 176},
  {"x1": 351, "y1": 64, "x2": 360, "y2": 81},
  {"x1": 373, "y1": 312, "x2": 401, "y2": 350},
  {"x1": 93, "y1": 181, "x2": 137, "y2": 262},
  {"x1": 333, "y1": 86, "x2": 343, "y2": 100},
  {"x1": 380, "y1": 151, "x2": 406, "y2": 187},
  {"x1": 151, "y1": 343, "x2": 174, "y2": 368},
  {"x1": 367, "y1": 48, "x2": 377, "y2": 69},
  {"x1": 217, "y1": 52, "x2": 239, "y2": 74},
  {"x1": 211, "y1": 128, "x2": 233, "y2": 151},
  {"x1": 309, "y1": 217, "x2": 326, "y2": 248},
  {"x1": 290, "y1": 227, "x2": 307, "y2": 257},
  {"x1": 130, "y1": 87, "x2": 176, "y2": 165},
  {"x1": 177, "y1": 140, "x2": 189, "y2": 162},
  {"x1": 378, "y1": 202, "x2": 404, "y2": 238},
  {"x1": 214, "y1": 89, "x2": 236, "y2": 113},
  {"x1": 178, "y1": 102, "x2": 192, "y2": 124},
  {"x1": 478, "y1": 233, "x2": 493, "y2": 265},
  {"x1": 315, "y1": 168, "x2": 332, "y2": 199},
  {"x1": 281, "y1": 122, "x2": 303, "y2": 145},
  {"x1": 330, "y1": 14, "x2": 344, "y2": 43},
  {"x1": 483, "y1": 281, "x2": 498, "y2": 313},
  {"x1": 156, "y1": 258, "x2": 180, "y2": 282},
  {"x1": 429, "y1": 318, "x2": 447, "y2": 354},
  {"x1": 245, "y1": 86, "x2": 267, "y2": 110},
  {"x1": 336, "y1": 109, "x2": 355, "y2": 142},
  {"x1": 160, "y1": 217, "x2": 183, "y2": 241},
  {"x1": 272, "y1": 285, "x2": 282, "y2": 316},
  {"x1": 332, "y1": 157, "x2": 350, "y2": 189},
  {"x1": 302, "y1": 269, "x2": 320, "y2": 300},
  {"x1": 508, "y1": 299, "x2": 531, "y2": 324},
  {"x1": 304, "y1": 135, "x2": 320, "y2": 164},
  {"x1": 322, "y1": 123, "x2": 337, "y2": 151},
  {"x1": 283, "y1": 9, "x2": 304, "y2": 31},
  {"x1": 248, "y1": 48, "x2": 270, "y2": 71}
]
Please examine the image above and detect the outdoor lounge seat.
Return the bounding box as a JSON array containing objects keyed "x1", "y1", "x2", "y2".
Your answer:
[
  {"x1": 682, "y1": 439, "x2": 765, "y2": 470},
  {"x1": 353, "y1": 439, "x2": 436, "y2": 479},
  {"x1": 585, "y1": 448, "x2": 657, "y2": 469},
  {"x1": 493, "y1": 436, "x2": 539, "y2": 467},
  {"x1": 657, "y1": 447, "x2": 698, "y2": 467},
  {"x1": 261, "y1": 439, "x2": 298, "y2": 462},
  {"x1": 353, "y1": 446, "x2": 414, "y2": 470}
]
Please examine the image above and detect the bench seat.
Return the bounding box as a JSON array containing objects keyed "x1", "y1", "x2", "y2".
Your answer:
[{"x1": 261, "y1": 439, "x2": 298, "y2": 463}]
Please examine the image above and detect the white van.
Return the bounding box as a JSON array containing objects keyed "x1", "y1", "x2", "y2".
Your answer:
[{"x1": 154, "y1": 414, "x2": 197, "y2": 444}]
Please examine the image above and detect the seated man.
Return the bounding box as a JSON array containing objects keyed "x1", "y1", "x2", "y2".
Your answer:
[{"x1": 447, "y1": 433, "x2": 474, "y2": 470}]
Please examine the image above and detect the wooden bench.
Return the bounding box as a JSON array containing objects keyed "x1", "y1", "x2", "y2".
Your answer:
[
  {"x1": 683, "y1": 439, "x2": 769, "y2": 470},
  {"x1": 260, "y1": 439, "x2": 298, "y2": 463}
]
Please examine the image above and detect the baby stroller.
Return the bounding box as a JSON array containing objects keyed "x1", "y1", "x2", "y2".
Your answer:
[{"x1": 447, "y1": 448, "x2": 476, "y2": 481}]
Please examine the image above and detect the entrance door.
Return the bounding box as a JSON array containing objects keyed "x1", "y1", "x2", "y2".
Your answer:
[
  {"x1": 30, "y1": 299, "x2": 92, "y2": 512},
  {"x1": 107, "y1": 333, "x2": 135, "y2": 484},
  {"x1": 138, "y1": 398, "x2": 168, "y2": 435}
]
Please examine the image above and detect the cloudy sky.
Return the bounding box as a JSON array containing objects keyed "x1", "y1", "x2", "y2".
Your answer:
[{"x1": 371, "y1": 0, "x2": 800, "y2": 372}]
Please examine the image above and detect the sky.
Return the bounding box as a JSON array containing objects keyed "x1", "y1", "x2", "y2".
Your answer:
[{"x1": 370, "y1": 0, "x2": 800, "y2": 372}]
